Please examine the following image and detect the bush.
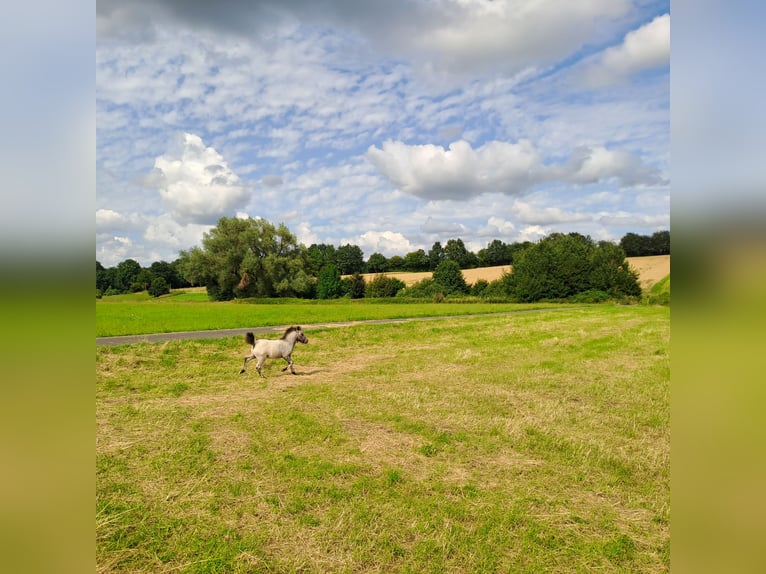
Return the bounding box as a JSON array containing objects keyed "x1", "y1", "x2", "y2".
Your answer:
[
  {"x1": 365, "y1": 274, "x2": 406, "y2": 298},
  {"x1": 470, "y1": 279, "x2": 489, "y2": 296},
  {"x1": 569, "y1": 289, "x2": 611, "y2": 303},
  {"x1": 148, "y1": 277, "x2": 170, "y2": 298},
  {"x1": 343, "y1": 273, "x2": 366, "y2": 299},
  {"x1": 432, "y1": 260, "x2": 469, "y2": 295},
  {"x1": 316, "y1": 264, "x2": 344, "y2": 299},
  {"x1": 511, "y1": 233, "x2": 641, "y2": 302}
]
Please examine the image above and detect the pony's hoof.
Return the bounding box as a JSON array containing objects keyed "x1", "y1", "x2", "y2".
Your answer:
[{"x1": 239, "y1": 369, "x2": 245, "y2": 374}]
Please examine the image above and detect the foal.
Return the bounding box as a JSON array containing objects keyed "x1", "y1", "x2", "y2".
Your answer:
[{"x1": 239, "y1": 326, "x2": 309, "y2": 378}]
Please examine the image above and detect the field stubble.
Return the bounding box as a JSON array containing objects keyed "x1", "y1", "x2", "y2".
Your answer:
[{"x1": 96, "y1": 305, "x2": 669, "y2": 573}]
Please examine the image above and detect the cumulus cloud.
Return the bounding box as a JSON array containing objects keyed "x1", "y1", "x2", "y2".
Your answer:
[
  {"x1": 366, "y1": 139, "x2": 542, "y2": 200},
  {"x1": 150, "y1": 133, "x2": 251, "y2": 224},
  {"x1": 367, "y1": 139, "x2": 663, "y2": 201},
  {"x1": 510, "y1": 200, "x2": 592, "y2": 225},
  {"x1": 96, "y1": 208, "x2": 128, "y2": 231},
  {"x1": 583, "y1": 13, "x2": 670, "y2": 86},
  {"x1": 354, "y1": 230, "x2": 414, "y2": 257}
]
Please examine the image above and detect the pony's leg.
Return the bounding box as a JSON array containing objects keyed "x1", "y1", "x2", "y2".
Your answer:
[
  {"x1": 256, "y1": 357, "x2": 266, "y2": 378},
  {"x1": 240, "y1": 355, "x2": 252, "y2": 374},
  {"x1": 281, "y1": 354, "x2": 296, "y2": 374}
]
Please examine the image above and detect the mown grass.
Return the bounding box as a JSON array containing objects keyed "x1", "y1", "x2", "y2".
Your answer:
[
  {"x1": 96, "y1": 305, "x2": 669, "y2": 572},
  {"x1": 96, "y1": 293, "x2": 557, "y2": 337}
]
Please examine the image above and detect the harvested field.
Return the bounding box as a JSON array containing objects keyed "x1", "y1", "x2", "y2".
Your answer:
[{"x1": 349, "y1": 255, "x2": 670, "y2": 288}]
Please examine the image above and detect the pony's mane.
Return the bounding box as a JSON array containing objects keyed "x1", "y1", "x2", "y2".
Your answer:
[{"x1": 280, "y1": 325, "x2": 302, "y2": 340}]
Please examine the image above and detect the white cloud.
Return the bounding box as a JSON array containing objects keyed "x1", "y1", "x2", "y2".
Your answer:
[
  {"x1": 150, "y1": 132, "x2": 252, "y2": 224},
  {"x1": 366, "y1": 139, "x2": 542, "y2": 200},
  {"x1": 143, "y1": 214, "x2": 213, "y2": 249},
  {"x1": 583, "y1": 13, "x2": 670, "y2": 86},
  {"x1": 367, "y1": 139, "x2": 663, "y2": 201},
  {"x1": 477, "y1": 216, "x2": 516, "y2": 238},
  {"x1": 96, "y1": 208, "x2": 127, "y2": 231},
  {"x1": 353, "y1": 230, "x2": 414, "y2": 257}
]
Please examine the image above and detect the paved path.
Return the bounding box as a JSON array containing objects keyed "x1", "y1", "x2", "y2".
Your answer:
[{"x1": 96, "y1": 308, "x2": 570, "y2": 346}]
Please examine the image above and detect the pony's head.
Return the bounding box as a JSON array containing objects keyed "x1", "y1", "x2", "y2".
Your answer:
[{"x1": 282, "y1": 325, "x2": 308, "y2": 344}]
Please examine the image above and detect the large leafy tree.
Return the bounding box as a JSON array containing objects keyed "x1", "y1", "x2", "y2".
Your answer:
[
  {"x1": 177, "y1": 217, "x2": 313, "y2": 301},
  {"x1": 335, "y1": 243, "x2": 365, "y2": 274},
  {"x1": 512, "y1": 233, "x2": 640, "y2": 302},
  {"x1": 432, "y1": 259, "x2": 469, "y2": 295}
]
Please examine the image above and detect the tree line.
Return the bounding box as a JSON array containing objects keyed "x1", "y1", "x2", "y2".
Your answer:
[{"x1": 97, "y1": 216, "x2": 668, "y2": 302}]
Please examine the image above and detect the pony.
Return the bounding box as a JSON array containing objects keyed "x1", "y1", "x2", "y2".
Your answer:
[{"x1": 239, "y1": 326, "x2": 309, "y2": 378}]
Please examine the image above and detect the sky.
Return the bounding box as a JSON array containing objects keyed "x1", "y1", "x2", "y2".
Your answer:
[{"x1": 96, "y1": 0, "x2": 670, "y2": 267}]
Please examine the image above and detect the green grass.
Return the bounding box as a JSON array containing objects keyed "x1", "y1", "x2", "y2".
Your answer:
[
  {"x1": 97, "y1": 305, "x2": 669, "y2": 572},
  {"x1": 96, "y1": 293, "x2": 558, "y2": 337}
]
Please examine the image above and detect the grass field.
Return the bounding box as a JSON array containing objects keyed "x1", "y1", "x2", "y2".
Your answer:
[
  {"x1": 96, "y1": 304, "x2": 669, "y2": 572},
  {"x1": 96, "y1": 296, "x2": 558, "y2": 338}
]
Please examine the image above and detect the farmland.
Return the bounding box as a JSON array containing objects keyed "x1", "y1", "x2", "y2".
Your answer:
[{"x1": 96, "y1": 304, "x2": 669, "y2": 572}]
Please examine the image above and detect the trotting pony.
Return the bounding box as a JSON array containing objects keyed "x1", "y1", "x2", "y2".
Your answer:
[{"x1": 239, "y1": 326, "x2": 309, "y2": 378}]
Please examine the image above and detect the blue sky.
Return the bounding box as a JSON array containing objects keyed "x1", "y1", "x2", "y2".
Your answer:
[{"x1": 96, "y1": 0, "x2": 669, "y2": 267}]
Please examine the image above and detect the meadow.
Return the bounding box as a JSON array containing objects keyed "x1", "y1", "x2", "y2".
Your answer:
[
  {"x1": 96, "y1": 304, "x2": 669, "y2": 572},
  {"x1": 96, "y1": 292, "x2": 557, "y2": 338}
]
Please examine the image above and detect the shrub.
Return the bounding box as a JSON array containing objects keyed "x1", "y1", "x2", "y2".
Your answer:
[
  {"x1": 569, "y1": 289, "x2": 611, "y2": 303},
  {"x1": 344, "y1": 273, "x2": 366, "y2": 299},
  {"x1": 470, "y1": 279, "x2": 489, "y2": 296},
  {"x1": 432, "y1": 260, "x2": 469, "y2": 295},
  {"x1": 148, "y1": 277, "x2": 170, "y2": 298},
  {"x1": 366, "y1": 274, "x2": 406, "y2": 298},
  {"x1": 316, "y1": 264, "x2": 344, "y2": 299},
  {"x1": 511, "y1": 233, "x2": 641, "y2": 302}
]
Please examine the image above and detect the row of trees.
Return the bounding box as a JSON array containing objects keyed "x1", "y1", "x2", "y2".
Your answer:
[{"x1": 97, "y1": 216, "x2": 666, "y2": 302}]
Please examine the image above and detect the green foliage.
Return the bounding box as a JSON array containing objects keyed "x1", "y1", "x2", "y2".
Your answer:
[
  {"x1": 336, "y1": 243, "x2": 365, "y2": 275},
  {"x1": 620, "y1": 230, "x2": 670, "y2": 257},
  {"x1": 148, "y1": 277, "x2": 170, "y2": 298},
  {"x1": 176, "y1": 217, "x2": 313, "y2": 301},
  {"x1": 344, "y1": 273, "x2": 366, "y2": 299},
  {"x1": 444, "y1": 238, "x2": 478, "y2": 268},
  {"x1": 511, "y1": 233, "x2": 641, "y2": 302},
  {"x1": 432, "y1": 259, "x2": 469, "y2": 295},
  {"x1": 366, "y1": 252, "x2": 388, "y2": 273},
  {"x1": 569, "y1": 289, "x2": 611, "y2": 303},
  {"x1": 365, "y1": 274, "x2": 406, "y2": 298},
  {"x1": 401, "y1": 278, "x2": 439, "y2": 298},
  {"x1": 470, "y1": 279, "x2": 489, "y2": 296},
  {"x1": 316, "y1": 264, "x2": 344, "y2": 299},
  {"x1": 403, "y1": 249, "x2": 430, "y2": 271}
]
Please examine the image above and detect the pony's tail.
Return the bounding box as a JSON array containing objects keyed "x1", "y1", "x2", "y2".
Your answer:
[{"x1": 245, "y1": 332, "x2": 256, "y2": 346}]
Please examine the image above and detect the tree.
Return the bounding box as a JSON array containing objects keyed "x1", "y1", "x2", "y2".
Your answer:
[
  {"x1": 177, "y1": 217, "x2": 312, "y2": 301},
  {"x1": 115, "y1": 259, "x2": 142, "y2": 293},
  {"x1": 367, "y1": 252, "x2": 388, "y2": 273},
  {"x1": 336, "y1": 244, "x2": 365, "y2": 275},
  {"x1": 316, "y1": 264, "x2": 344, "y2": 299},
  {"x1": 478, "y1": 239, "x2": 511, "y2": 267},
  {"x1": 366, "y1": 274, "x2": 405, "y2": 298},
  {"x1": 512, "y1": 233, "x2": 641, "y2": 302},
  {"x1": 428, "y1": 242, "x2": 445, "y2": 270},
  {"x1": 403, "y1": 249, "x2": 430, "y2": 271},
  {"x1": 344, "y1": 273, "x2": 366, "y2": 299},
  {"x1": 306, "y1": 244, "x2": 337, "y2": 276},
  {"x1": 444, "y1": 238, "x2": 478, "y2": 268},
  {"x1": 590, "y1": 241, "x2": 642, "y2": 297},
  {"x1": 432, "y1": 259, "x2": 469, "y2": 295},
  {"x1": 148, "y1": 276, "x2": 170, "y2": 297},
  {"x1": 650, "y1": 230, "x2": 670, "y2": 255}
]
